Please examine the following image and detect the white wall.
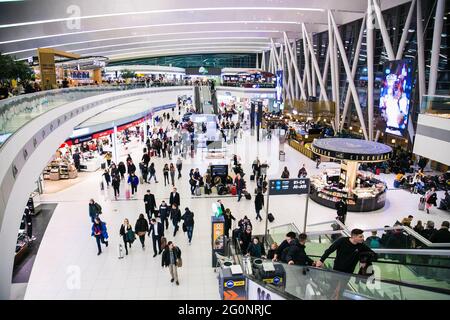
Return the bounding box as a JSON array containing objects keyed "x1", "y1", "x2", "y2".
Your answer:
[
  {"x1": 413, "y1": 114, "x2": 450, "y2": 166},
  {"x1": 0, "y1": 86, "x2": 193, "y2": 299}
]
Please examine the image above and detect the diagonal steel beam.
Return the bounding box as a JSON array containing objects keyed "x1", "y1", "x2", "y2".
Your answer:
[{"x1": 329, "y1": 11, "x2": 369, "y2": 140}]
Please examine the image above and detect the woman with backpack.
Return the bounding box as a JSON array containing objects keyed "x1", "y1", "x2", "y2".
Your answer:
[
  {"x1": 91, "y1": 217, "x2": 109, "y2": 255},
  {"x1": 134, "y1": 214, "x2": 149, "y2": 250},
  {"x1": 127, "y1": 172, "x2": 139, "y2": 197},
  {"x1": 118, "y1": 161, "x2": 126, "y2": 179},
  {"x1": 181, "y1": 207, "x2": 195, "y2": 244},
  {"x1": 119, "y1": 218, "x2": 134, "y2": 255}
]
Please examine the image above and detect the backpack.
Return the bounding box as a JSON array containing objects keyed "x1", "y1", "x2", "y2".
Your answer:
[
  {"x1": 95, "y1": 203, "x2": 102, "y2": 214},
  {"x1": 369, "y1": 237, "x2": 381, "y2": 248}
]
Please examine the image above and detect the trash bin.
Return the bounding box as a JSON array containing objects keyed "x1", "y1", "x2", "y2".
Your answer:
[{"x1": 279, "y1": 150, "x2": 285, "y2": 161}]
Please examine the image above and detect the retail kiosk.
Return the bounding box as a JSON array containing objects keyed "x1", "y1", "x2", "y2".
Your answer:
[{"x1": 310, "y1": 138, "x2": 392, "y2": 212}]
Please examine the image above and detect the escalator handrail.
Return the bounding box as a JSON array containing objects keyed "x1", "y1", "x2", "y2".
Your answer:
[
  {"x1": 254, "y1": 257, "x2": 450, "y2": 297},
  {"x1": 307, "y1": 254, "x2": 450, "y2": 269}
]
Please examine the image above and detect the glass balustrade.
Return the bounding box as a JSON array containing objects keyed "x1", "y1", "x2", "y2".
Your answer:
[{"x1": 0, "y1": 83, "x2": 187, "y2": 148}]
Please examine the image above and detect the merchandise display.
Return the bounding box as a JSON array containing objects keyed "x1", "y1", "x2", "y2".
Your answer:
[{"x1": 310, "y1": 138, "x2": 392, "y2": 212}]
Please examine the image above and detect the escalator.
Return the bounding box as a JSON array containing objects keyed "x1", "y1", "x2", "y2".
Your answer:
[{"x1": 227, "y1": 222, "x2": 450, "y2": 300}]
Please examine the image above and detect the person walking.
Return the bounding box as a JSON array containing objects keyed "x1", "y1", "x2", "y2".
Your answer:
[
  {"x1": 430, "y1": 221, "x2": 450, "y2": 243},
  {"x1": 134, "y1": 214, "x2": 149, "y2": 250},
  {"x1": 335, "y1": 198, "x2": 348, "y2": 224},
  {"x1": 281, "y1": 167, "x2": 290, "y2": 179},
  {"x1": 88, "y1": 199, "x2": 102, "y2": 223},
  {"x1": 119, "y1": 218, "x2": 134, "y2": 255},
  {"x1": 91, "y1": 217, "x2": 109, "y2": 255},
  {"x1": 285, "y1": 233, "x2": 314, "y2": 266},
  {"x1": 118, "y1": 161, "x2": 126, "y2": 179},
  {"x1": 149, "y1": 218, "x2": 164, "y2": 257},
  {"x1": 148, "y1": 162, "x2": 158, "y2": 183},
  {"x1": 144, "y1": 189, "x2": 157, "y2": 220},
  {"x1": 161, "y1": 241, "x2": 182, "y2": 285},
  {"x1": 102, "y1": 169, "x2": 111, "y2": 187},
  {"x1": 223, "y1": 208, "x2": 236, "y2": 238},
  {"x1": 176, "y1": 157, "x2": 183, "y2": 179},
  {"x1": 127, "y1": 159, "x2": 136, "y2": 176},
  {"x1": 181, "y1": 207, "x2": 195, "y2": 245},
  {"x1": 298, "y1": 164, "x2": 307, "y2": 178},
  {"x1": 159, "y1": 200, "x2": 170, "y2": 230},
  {"x1": 127, "y1": 172, "x2": 139, "y2": 197},
  {"x1": 112, "y1": 175, "x2": 121, "y2": 199},
  {"x1": 234, "y1": 174, "x2": 245, "y2": 202},
  {"x1": 163, "y1": 164, "x2": 170, "y2": 186},
  {"x1": 169, "y1": 187, "x2": 181, "y2": 208},
  {"x1": 169, "y1": 163, "x2": 176, "y2": 186},
  {"x1": 425, "y1": 187, "x2": 438, "y2": 214},
  {"x1": 170, "y1": 204, "x2": 182, "y2": 237},
  {"x1": 254, "y1": 189, "x2": 264, "y2": 221}
]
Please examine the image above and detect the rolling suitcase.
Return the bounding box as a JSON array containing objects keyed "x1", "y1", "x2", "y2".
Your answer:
[
  {"x1": 100, "y1": 181, "x2": 104, "y2": 190},
  {"x1": 250, "y1": 174, "x2": 255, "y2": 181},
  {"x1": 195, "y1": 186, "x2": 201, "y2": 196},
  {"x1": 125, "y1": 189, "x2": 131, "y2": 200},
  {"x1": 231, "y1": 185, "x2": 237, "y2": 196},
  {"x1": 268, "y1": 213, "x2": 275, "y2": 222},
  {"x1": 118, "y1": 243, "x2": 124, "y2": 259},
  {"x1": 244, "y1": 192, "x2": 252, "y2": 200}
]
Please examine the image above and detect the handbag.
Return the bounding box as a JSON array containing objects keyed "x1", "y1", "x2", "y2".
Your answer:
[
  {"x1": 176, "y1": 257, "x2": 183, "y2": 268},
  {"x1": 137, "y1": 231, "x2": 146, "y2": 237},
  {"x1": 127, "y1": 230, "x2": 136, "y2": 243},
  {"x1": 182, "y1": 223, "x2": 187, "y2": 232}
]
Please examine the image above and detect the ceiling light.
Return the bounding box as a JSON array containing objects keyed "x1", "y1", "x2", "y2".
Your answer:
[
  {"x1": 0, "y1": 20, "x2": 303, "y2": 45},
  {"x1": 0, "y1": 7, "x2": 325, "y2": 29},
  {"x1": 3, "y1": 30, "x2": 283, "y2": 55}
]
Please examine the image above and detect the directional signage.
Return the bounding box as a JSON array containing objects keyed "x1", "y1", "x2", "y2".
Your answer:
[{"x1": 268, "y1": 178, "x2": 310, "y2": 195}]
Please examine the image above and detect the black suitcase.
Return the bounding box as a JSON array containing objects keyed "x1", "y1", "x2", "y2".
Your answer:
[
  {"x1": 268, "y1": 213, "x2": 275, "y2": 222},
  {"x1": 244, "y1": 191, "x2": 252, "y2": 200},
  {"x1": 250, "y1": 174, "x2": 255, "y2": 181},
  {"x1": 101, "y1": 162, "x2": 106, "y2": 169}
]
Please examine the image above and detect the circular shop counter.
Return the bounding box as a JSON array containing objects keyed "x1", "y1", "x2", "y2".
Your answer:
[{"x1": 310, "y1": 181, "x2": 387, "y2": 212}]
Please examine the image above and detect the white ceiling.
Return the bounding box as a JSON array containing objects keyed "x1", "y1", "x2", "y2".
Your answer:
[{"x1": 0, "y1": 0, "x2": 411, "y2": 61}]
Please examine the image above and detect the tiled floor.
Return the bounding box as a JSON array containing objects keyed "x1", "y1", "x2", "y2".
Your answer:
[{"x1": 23, "y1": 111, "x2": 450, "y2": 300}]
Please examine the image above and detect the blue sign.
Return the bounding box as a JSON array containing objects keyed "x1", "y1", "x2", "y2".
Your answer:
[
  {"x1": 226, "y1": 280, "x2": 234, "y2": 288},
  {"x1": 273, "y1": 276, "x2": 281, "y2": 285}
]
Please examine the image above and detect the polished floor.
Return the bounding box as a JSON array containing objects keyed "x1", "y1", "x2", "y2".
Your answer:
[{"x1": 23, "y1": 111, "x2": 449, "y2": 300}]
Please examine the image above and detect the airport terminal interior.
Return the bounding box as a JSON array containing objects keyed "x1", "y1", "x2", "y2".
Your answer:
[{"x1": 0, "y1": 0, "x2": 449, "y2": 301}]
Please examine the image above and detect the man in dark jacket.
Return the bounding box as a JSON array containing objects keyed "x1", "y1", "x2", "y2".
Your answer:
[
  {"x1": 88, "y1": 199, "x2": 102, "y2": 223},
  {"x1": 170, "y1": 204, "x2": 182, "y2": 237},
  {"x1": 272, "y1": 232, "x2": 296, "y2": 262},
  {"x1": 316, "y1": 229, "x2": 376, "y2": 300},
  {"x1": 161, "y1": 241, "x2": 181, "y2": 285},
  {"x1": 73, "y1": 150, "x2": 81, "y2": 171},
  {"x1": 239, "y1": 227, "x2": 252, "y2": 255},
  {"x1": 223, "y1": 208, "x2": 236, "y2": 238},
  {"x1": 285, "y1": 233, "x2": 314, "y2": 266},
  {"x1": 134, "y1": 214, "x2": 149, "y2": 249},
  {"x1": 316, "y1": 229, "x2": 376, "y2": 273},
  {"x1": 149, "y1": 218, "x2": 165, "y2": 257},
  {"x1": 254, "y1": 190, "x2": 264, "y2": 221},
  {"x1": 169, "y1": 187, "x2": 180, "y2": 207},
  {"x1": 430, "y1": 221, "x2": 450, "y2": 244},
  {"x1": 181, "y1": 208, "x2": 195, "y2": 244},
  {"x1": 144, "y1": 190, "x2": 157, "y2": 220},
  {"x1": 335, "y1": 198, "x2": 347, "y2": 224},
  {"x1": 159, "y1": 201, "x2": 169, "y2": 230}
]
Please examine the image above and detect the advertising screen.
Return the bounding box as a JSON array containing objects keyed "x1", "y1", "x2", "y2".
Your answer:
[
  {"x1": 247, "y1": 279, "x2": 285, "y2": 300},
  {"x1": 275, "y1": 70, "x2": 283, "y2": 104},
  {"x1": 378, "y1": 60, "x2": 413, "y2": 136}
]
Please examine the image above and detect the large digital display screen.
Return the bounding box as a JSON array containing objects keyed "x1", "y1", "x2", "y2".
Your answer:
[
  {"x1": 378, "y1": 60, "x2": 413, "y2": 136},
  {"x1": 275, "y1": 70, "x2": 283, "y2": 104}
]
